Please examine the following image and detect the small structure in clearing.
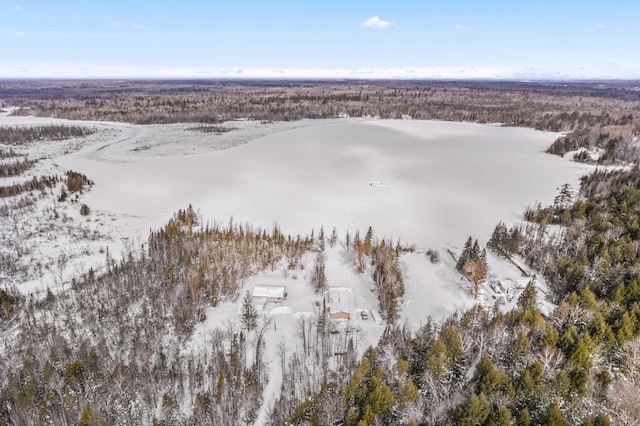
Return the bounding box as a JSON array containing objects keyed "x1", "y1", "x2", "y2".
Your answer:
[
  {"x1": 324, "y1": 287, "x2": 353, "y2": 320},
  {"x1": 252, "y1": 285, "x2": 287, "y2": 303}
]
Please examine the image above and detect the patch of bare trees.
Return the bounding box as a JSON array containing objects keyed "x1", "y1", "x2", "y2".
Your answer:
[{"x1": 0, "y1": 125, "x2": 95, "y2": 145}]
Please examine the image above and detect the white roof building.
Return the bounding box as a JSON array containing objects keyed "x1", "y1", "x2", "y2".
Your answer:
[
  {"x1": 324, "y1": 287, "x2": 353, "y2": 320},
  {"x1": 252, "y1": 285, "x2": 287, "y2": 302}
]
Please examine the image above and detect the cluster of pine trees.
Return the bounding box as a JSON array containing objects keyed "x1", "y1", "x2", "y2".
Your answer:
[
  {"x1": 456, "y1": 237, "x2": 489, "y2": 299},
  {"x1": 350, "y1": 227, "x2": 405, "y2": 323},
  {"x1": 487, "y1": 222, "x2": 524, "y2": 258},
  {"x1": 284, "y1": 282, "x2": 615, "y2": 425},
  {"x1": 546, "y1": 128, "x2": 638, "y2": 164}
]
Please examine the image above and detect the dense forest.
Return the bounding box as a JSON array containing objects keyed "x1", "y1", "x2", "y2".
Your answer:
[
  {"x1": 2, "y1": 80, "x2": 640, "y2": 424},
  {"x1": 2, "y1": 80, "x2": 639, "y2": 131}
]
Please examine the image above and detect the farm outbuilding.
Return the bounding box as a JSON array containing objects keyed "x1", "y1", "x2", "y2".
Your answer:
[
  {"x1": 324, "y1": 287, "x2": 353, "y2": 320},
  {"x1": 252, "y1": 285, "x2": 287, "y2": 303}
]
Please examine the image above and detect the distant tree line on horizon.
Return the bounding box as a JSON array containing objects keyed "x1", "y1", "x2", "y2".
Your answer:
[{"x1": 2, "y1": 80, "x2": 638, "y2": 134}]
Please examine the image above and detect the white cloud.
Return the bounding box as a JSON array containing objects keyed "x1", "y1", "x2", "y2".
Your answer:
[
  {"x1": 455, "y1": 24, "x2": 469, "y2": 31},
  {"x1": 596, "y1": 23, "x2": 608, "y2": 30},
  {"x1": 361, "y1": 16, "x2": 393, "y2": 29},
  {"x1": 131, "y1": 23, "x2": 148, "y2": 30},
  {"x1": 15, "y1": 31, "x2": 23, "y2": 36},
  {"x1": 111, "y1": 21, "x2": 122, "y2": 27},
  {"x1": 13, "y1": 5, "x2": 23, "y2": 11}
]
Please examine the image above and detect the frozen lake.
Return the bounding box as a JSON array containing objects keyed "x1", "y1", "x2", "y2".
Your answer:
[{"x1": 58, "y1": 119, "x2": 591, "y2": 248}]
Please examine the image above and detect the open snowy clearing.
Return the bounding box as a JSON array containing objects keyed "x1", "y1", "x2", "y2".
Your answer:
[
  {"x1": 0, "y1": 110, "x2": 353, "y2": 294},
  {"x1": 56, "y1": 117, "x2": 592, "y2": 249},
  {"x1": 2, "y1": 111, "x2": 596, "y2": 424},
  {"x1": 2, "y1": 110, "x2": 593, "y2": 303}
]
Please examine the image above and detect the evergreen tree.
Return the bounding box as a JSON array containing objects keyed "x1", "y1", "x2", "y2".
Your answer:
[
  {"x1": 311, "y1": 253, "x2": 328, "y2": 293},
  {"x1": 542, "y1": 402, "x2": 567, "y2": 426},
  {"x1": 317, "y1": 297, "x2": 327, "y2": 335},
  {"x1": 318, "y1": 226, "x2": 325, "y2": 251},
  {"x1": 518, "y1": 281, "x2": 538, "y2": 311},
  {"x1": 240, "y1": 290, "x2": 258, "y2": 331},
  {"x1": 554, "y1": 183, "x2": 574, "y2": 210},
  {"x1": 517, "y1": 408, "x2": 531, "y2": 426},
  {"x1": 364, "y1": 226, "x2": 374, "y2": 256},
  {"x1": 456, "y1": 393, "x2": 491, "y2": 426},
  {"x1": 488, "y1": 222, "x2": 509, "y2": 255},
  {"x1": 506, "y1": 226, "x2": 523, "y2": 255},
  {"x1": 471, "y1": 239, "x2": 481, "y2": 261},
  {"x1": 456, "y1": 237, "x2": 474, "y2": 272},
  {"x1": 505, "y1": 331, "x2": 531, "y2": 371}
]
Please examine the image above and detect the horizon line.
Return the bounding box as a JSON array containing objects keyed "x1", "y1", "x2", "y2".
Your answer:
[{"x1": 2, "y1": 76, "x2": 640, "y2": 83}]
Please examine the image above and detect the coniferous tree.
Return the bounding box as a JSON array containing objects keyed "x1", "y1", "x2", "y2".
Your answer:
[
  {"x1": 488, "y1": 222, "x2": 508, "y2": 254},
  {"x1": 480, "y1": 248, "x2": 487, "y2": 266},
  {"x1": 364, "y1": 226, "x2": 374, "y2": 256},
  {"x1": 554, "y1": 183, "x2": 574, "y2": 210},
  {"x1": 542, "y1": 401, "x2": 567, "y2": 426},
  {"x1": 240, "y1": 290, "x2": 258, "y2": 332},
  {"x1": 455, "y1": 392, "x2": 491, "y2": 426},
  {"x1": 318, "y1": 226, "x2": 325, "y2": 251},
  {"x1": 456, "y1": 237, "x2": 474, "y2": 272},
  {"x1": 518, "y1": 281, "x2": 538, "y2": 312},
  {"x1": 471, "y1": 239, "x2": 481, "y2": 261},
  {"x1": 311, "y1": 253, "x2": 327, "y2": 293}
]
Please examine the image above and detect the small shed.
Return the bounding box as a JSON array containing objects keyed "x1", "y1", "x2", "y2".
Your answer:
[
  {"x1": 324, "y1": 287, "x2": 353, "y2": 320},
  {"x1": 252, "y1": 285, "x2": 287, "y2": 303}
]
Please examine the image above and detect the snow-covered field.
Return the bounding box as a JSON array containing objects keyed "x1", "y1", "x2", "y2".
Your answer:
[
  {"x1": 55, "y1": 118, "x2": 592, "y2": 249},
  {"x1": 2, "y1": 111, "x2": 593, "y2": 424},
  {"x1": 2, "y1": 110, "x2": 592, "y2": 311}
]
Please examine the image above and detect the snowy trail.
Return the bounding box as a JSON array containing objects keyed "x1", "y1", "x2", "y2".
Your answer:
[{"x1": 85, "y1": 123, "x2": 144, "y2": 159}]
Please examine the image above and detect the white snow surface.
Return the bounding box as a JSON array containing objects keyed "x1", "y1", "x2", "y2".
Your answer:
[
  {"x1": 3, "y1": 110, "x2": 590, "y2": 307},
  {"x1": 2, "y1": 110, "x2": 594, "y2": 424},
  {"x1": 55, "y1": 118, "x2": 592, "y2": 251},
  {"x1": 184, "y1": 244, "x2": 388, "y2": 425}
]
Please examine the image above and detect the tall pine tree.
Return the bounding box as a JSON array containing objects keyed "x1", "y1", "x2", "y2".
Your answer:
[{"x1": 240, "y1": 290, "x2": 258, "y2": 331}]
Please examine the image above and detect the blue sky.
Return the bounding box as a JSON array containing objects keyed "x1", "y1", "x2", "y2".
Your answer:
[{"x1": 1, "y1": 0, "x2": 639, "y2": 79}]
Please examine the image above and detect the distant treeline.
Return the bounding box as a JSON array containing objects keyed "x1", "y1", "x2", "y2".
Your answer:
[{"x1": 2, "y1": 80, "x2": 639, "y2": 132}]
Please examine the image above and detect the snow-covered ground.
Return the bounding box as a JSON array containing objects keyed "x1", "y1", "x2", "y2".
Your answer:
[
  {"x1": 0, "y1": 111, "x2": 355, "y2": 295},
  {"x1": 182, "y1": 241, "x2": 388, "y2": 424},
  {"x1": 54, "y1": 118, "x2": 592, "y2": 251},
  {"x1": 2, "y1": 110, "x2": 593, "y2": 424},
  {"x1": 2, "y1": 108, "x2": 590, "y2": 321}
]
